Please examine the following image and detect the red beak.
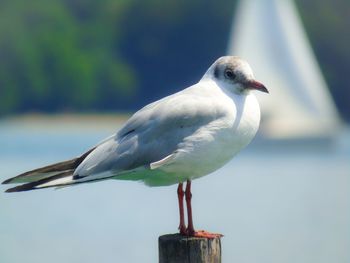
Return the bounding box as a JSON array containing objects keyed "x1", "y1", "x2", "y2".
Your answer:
[{"x1": 246, "y1": 80, "x2": 269, "y2": 93}]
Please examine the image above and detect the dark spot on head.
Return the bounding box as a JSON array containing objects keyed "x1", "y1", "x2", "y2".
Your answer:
[{"x1": 214, "y1": 65, "x2": 220, "y2": 79}]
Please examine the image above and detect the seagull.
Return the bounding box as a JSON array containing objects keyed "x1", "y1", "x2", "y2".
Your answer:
[{"x1": 2, "y1": 56, "x2": 268, "y2": 238}]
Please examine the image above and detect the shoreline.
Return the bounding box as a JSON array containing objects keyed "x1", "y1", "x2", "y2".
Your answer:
[{"x1": 0, "y1": 113, "x2": 131, "y2": 131}]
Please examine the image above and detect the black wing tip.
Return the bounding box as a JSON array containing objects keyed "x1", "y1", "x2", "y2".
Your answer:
[
  {"x1": 2, "y1": 178, "x2": 13, "y2": 184},
  {"x1": 4, "y1": 171, "x2": 74, "y2": 193},
  {"x1": 2, "y1": 148, "x2": 95, "y2": 187},
  {"x1": 5, "y1": 184, "x2": 37, "y2": 193}
]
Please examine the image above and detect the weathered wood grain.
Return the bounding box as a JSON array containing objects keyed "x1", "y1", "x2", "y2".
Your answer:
[{"x1": 159, "y1": 234, "x2": 221, "y2": 263}]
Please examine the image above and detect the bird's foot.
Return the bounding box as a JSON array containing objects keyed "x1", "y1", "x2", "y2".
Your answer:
[
  {"x1": 180, "y1": 229, "x2": 223, "y2": 239},
  {"x1": 191, "y1": 230, "x2": 223, "y2": 239}
]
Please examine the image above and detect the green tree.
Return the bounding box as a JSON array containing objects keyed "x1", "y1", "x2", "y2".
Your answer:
[{"x1": 0, "y1": 0, "x2": 137, "y2": 114}]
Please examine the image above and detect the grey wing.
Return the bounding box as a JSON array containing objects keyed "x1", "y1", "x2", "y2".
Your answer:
[{"x1": 73, "y1": 85, "x2": 225, "y2": 181}]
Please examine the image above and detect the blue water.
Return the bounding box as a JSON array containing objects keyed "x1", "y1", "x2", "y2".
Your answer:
[{"x1": 0, "y1": 121, "x2": 349, "y2": 263}]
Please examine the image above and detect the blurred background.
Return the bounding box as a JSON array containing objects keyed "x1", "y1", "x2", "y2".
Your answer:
[{"x1": 0, "y1": 0, "x2": 349, "y2": 262}]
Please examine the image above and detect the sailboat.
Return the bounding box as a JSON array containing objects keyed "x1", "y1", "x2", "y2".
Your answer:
[{"x1": 228, "y1": 0, "x2": 341, "y2": 139}]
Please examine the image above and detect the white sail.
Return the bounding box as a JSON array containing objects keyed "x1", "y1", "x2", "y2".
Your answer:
[{"x1": 228, "y1": 0, "x2": 340, "y2": 138}]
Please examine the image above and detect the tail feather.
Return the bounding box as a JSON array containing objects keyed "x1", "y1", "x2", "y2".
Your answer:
[{"x1": 2, "y1": 147, "x2": 95, "y2": 185}]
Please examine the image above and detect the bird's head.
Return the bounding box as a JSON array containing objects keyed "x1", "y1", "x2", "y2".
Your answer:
[{"x1": 203, "y1": 56, "x2": 268, "y2": 95}]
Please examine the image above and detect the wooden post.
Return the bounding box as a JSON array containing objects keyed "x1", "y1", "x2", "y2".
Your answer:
[{"x1": 159, "y1": 234, "x2": 222, "y2": 263}]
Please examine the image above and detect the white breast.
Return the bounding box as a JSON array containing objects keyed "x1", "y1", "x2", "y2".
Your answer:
[{"x1": 159, "y1": 89, "x2": 261, "y2": 181}]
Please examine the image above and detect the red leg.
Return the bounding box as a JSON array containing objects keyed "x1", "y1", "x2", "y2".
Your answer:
[
  {"x1": 185, "y1": 180, "x2": 195, "y2": 236},
  {"x1": 185, "y1": 180, "x2": 223, "y2": 239},
  {"x1": 177, "y1": 183, "x2": 186, "y2": 235}
]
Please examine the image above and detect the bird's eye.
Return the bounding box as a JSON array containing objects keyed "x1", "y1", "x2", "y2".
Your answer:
[{"x1": 224, "y1": 69, "x2": 236, "y2": 80}]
